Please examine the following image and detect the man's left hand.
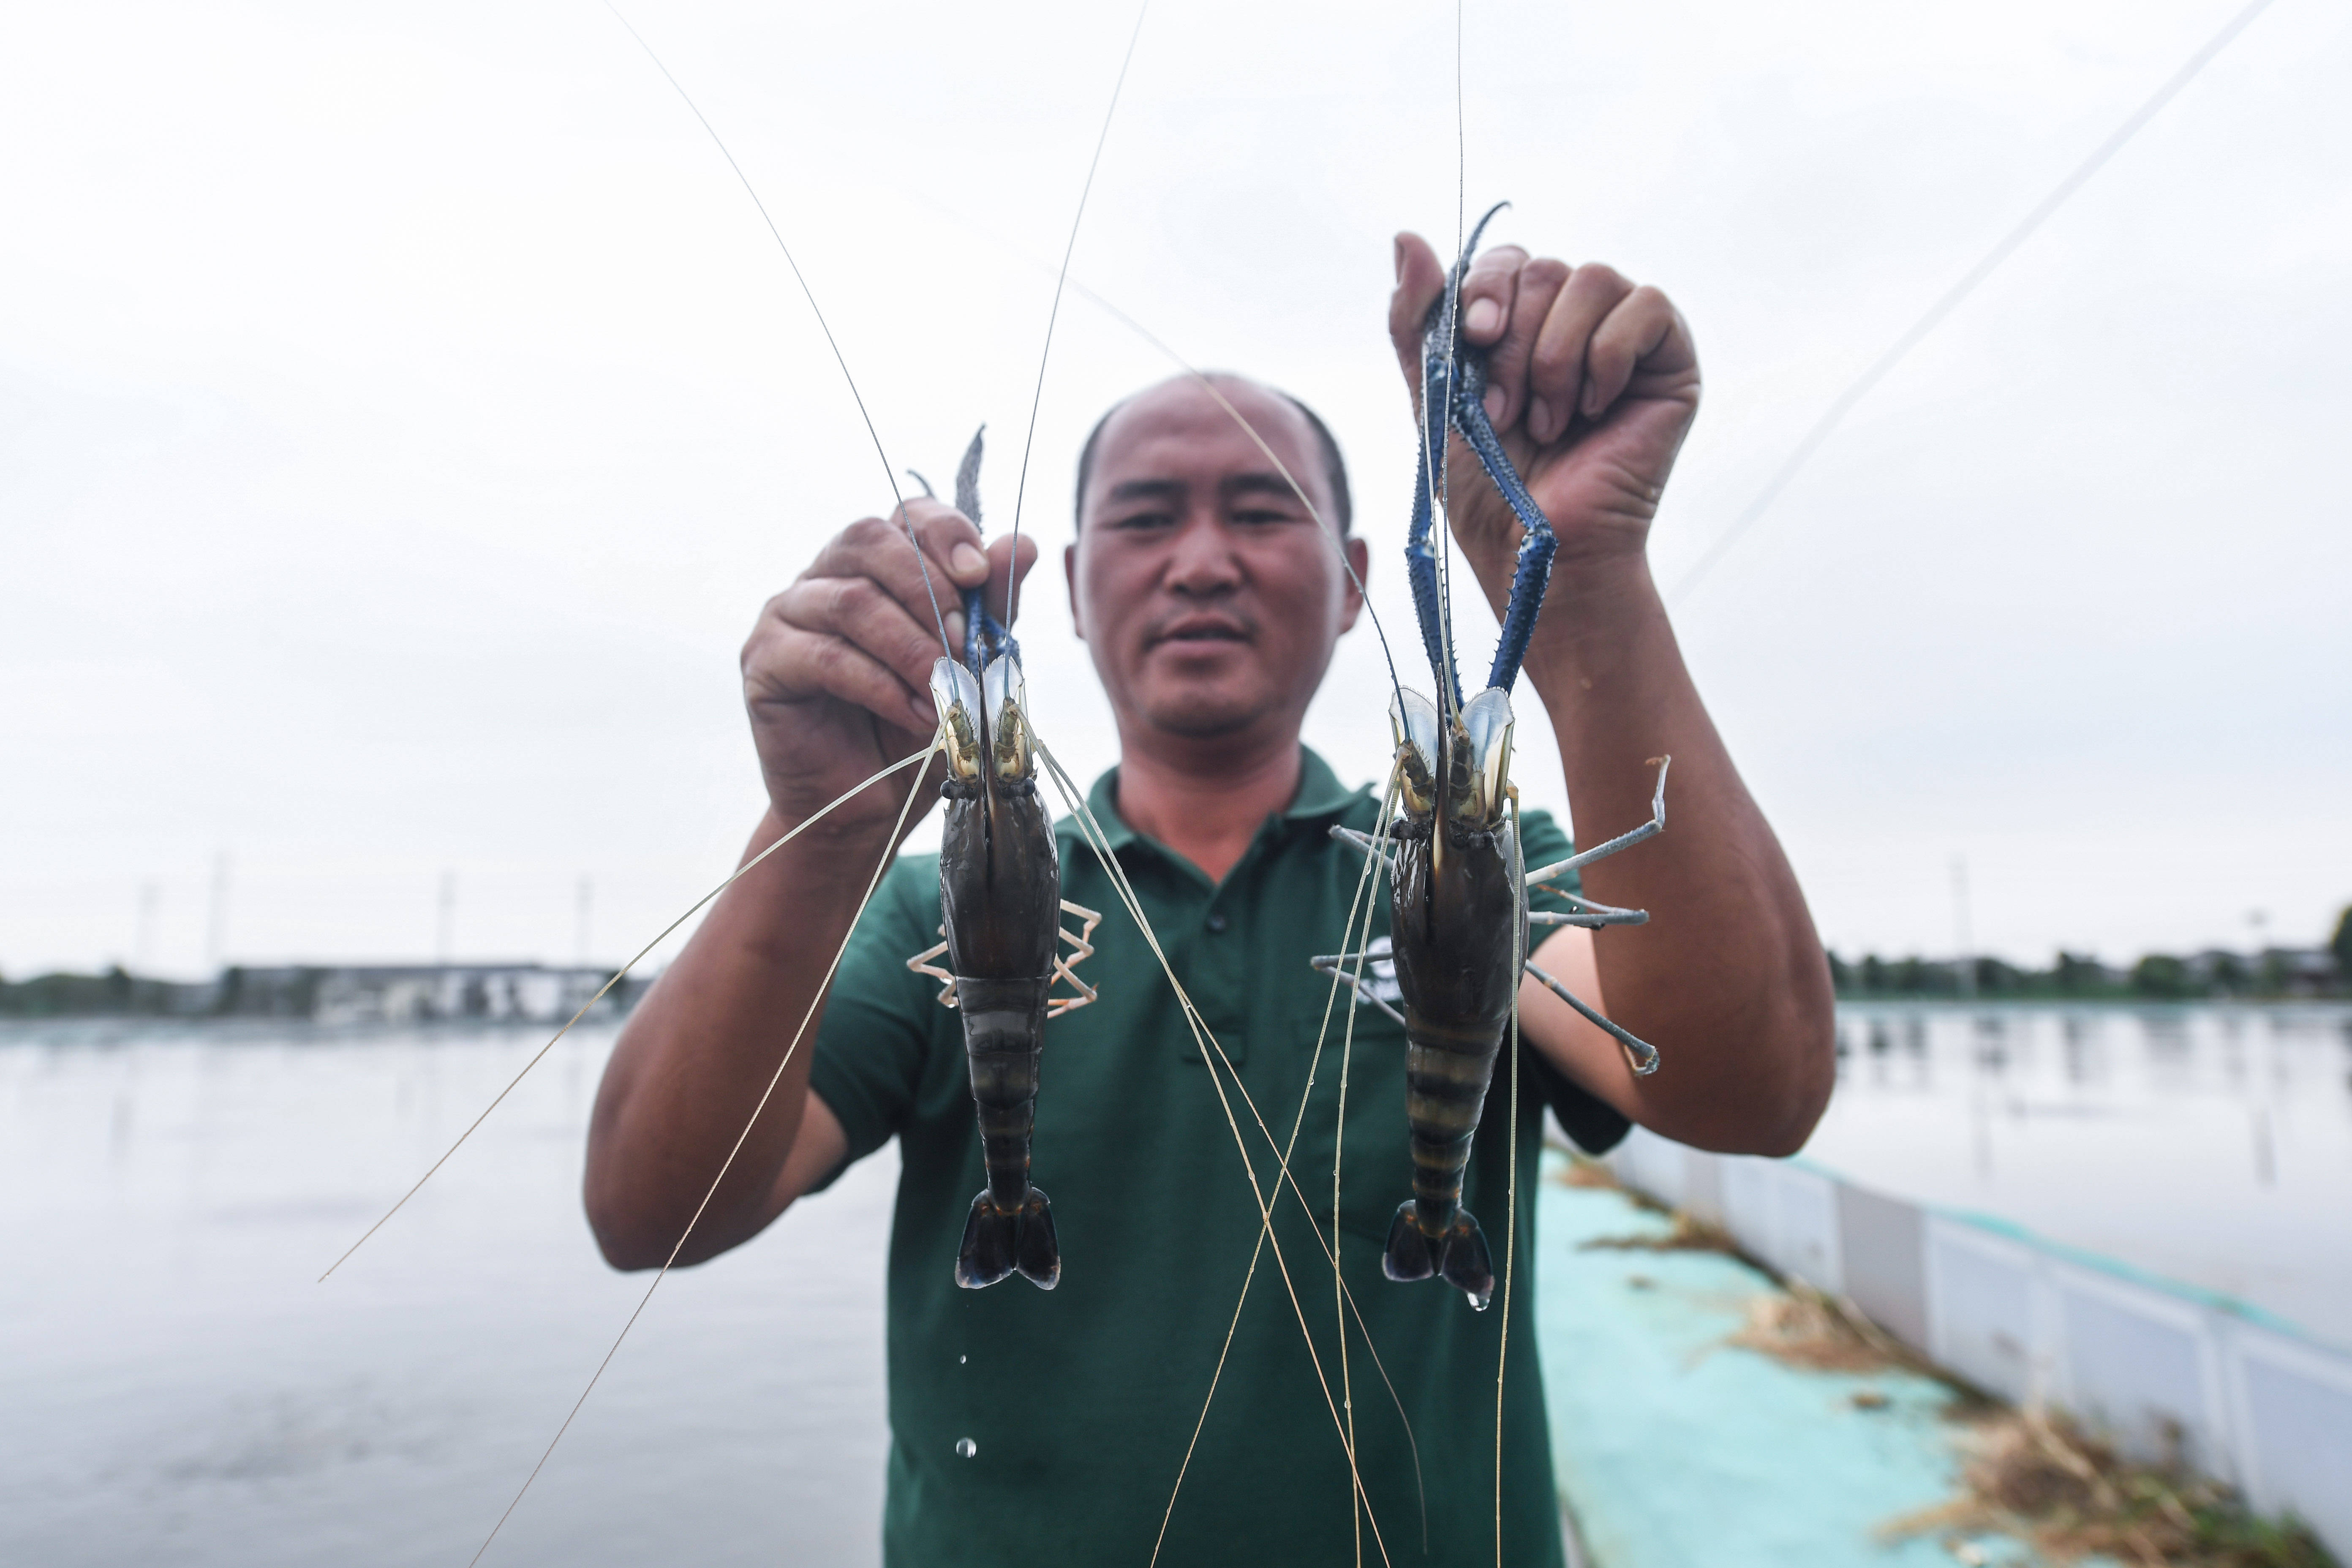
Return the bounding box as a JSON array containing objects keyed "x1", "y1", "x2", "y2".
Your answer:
[{"x1": 1388, "y1": 232, "x2": 1700, "y2": 587}]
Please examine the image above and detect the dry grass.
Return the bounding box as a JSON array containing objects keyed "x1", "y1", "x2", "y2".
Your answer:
[
  {"x1": 1577, "y1": 1209, "x2": 1742, "y2": 1257},
  {"x1": 1558, "y1": 1154, "x2": 1913, "y2": 1372},
  {"x1": 1728, "y1": 1288, "x2": 1898, "y2": 1374},
  {"x1": 1552, "y1": 1153, "x2": 1623, "y2": 1189},
  {"x1": 1882, "y1": 1407, "x2": 2338, "y2": 1567}
]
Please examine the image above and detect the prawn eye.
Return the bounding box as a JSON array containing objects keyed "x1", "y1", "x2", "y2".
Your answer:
[
  {"x1": 931, "y1": 658, "x2": 985, "y2": 780},
  {"x1": 1456, "y1": 688, "x2": 1514, "y2": 827},
  {"x1": 1391, "y1": 689, "x2": 1441, "y2": 817},
  {"x1": 982, "y1": 653, "x2": 1034, "y2": 784}
]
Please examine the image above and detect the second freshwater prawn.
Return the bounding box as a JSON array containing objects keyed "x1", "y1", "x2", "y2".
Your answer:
[
  {"x1": 906, "y1": 429, "x2": 1103, "y2": 1290},
  {"x1": 1319, "y1": 204, "x2": 1671, "y2": 1313}
]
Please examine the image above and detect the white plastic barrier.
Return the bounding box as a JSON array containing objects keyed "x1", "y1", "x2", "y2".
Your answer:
[{"x1": 1601, "y1": 1126, "x2": 2352, "y2": 1559}]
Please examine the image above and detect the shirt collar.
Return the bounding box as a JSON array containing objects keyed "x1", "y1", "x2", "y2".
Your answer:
[
  {"x1": 1283, "y1": 746, "x2": 1363, "y2": 822},
  {"x1": 1060, "y1": 745, "x2": 1364, "y2": 855}
]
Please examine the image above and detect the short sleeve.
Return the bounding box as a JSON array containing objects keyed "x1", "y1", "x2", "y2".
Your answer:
[
  {"x1": 1514, "y1": 808, "x2": 1632, "y2": 1157},
  {"x1": 803, "y1": 852, "x2": 948, "y2": 1192}
]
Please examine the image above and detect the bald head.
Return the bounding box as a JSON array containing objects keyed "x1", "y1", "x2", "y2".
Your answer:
[{"x1": 1073, "y1": 374, "x2": 1351, "y2": 540}]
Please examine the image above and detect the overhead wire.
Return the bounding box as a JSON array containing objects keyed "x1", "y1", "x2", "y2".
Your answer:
[
  {"x1": 1667, "y1": 0, "x2": 2281, "y2": 606},
  {"x1": 1006, "y1": 1, "x2": 1154, "y2": 629},
  {"x1": 599, "y1": 0, "x2": 954, "y2": 658}
]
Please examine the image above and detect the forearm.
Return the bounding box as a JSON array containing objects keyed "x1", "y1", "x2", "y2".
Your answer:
[
  {"x1": 1511, "y1": 555, "x2": 1835, "y2": 1154},
  {"x1": 583, "y1": 808, "x2": 887, "y2": 1268}
]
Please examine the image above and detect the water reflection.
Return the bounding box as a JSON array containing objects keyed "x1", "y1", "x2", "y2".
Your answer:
[{"x1": 1810, "y1": 1004, "x2": 2352, "y2": 1348}]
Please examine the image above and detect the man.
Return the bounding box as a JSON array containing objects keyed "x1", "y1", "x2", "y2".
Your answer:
[{"x1": 585, "y1": 231, "x2": 1835, "y2": 1565}]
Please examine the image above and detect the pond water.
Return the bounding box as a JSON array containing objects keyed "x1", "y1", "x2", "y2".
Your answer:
[
  {"x1": 0, "y1": 1021, "x2": 894, "y2": 1568},
  {"x1": 4, "y1": 1005, "x2": 2346, "y2": 1565},
  {"x1": 1804, "y1": 1002, "x2": 2352, "y2": 1348}
]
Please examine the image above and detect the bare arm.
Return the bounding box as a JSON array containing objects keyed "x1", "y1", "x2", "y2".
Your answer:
[
  {"x1": 584, "y1": 504, "x2": 1035, "y2": 1269},
  {"x1": 1389, "y1": 233, "x2": 1835, "y2": 1156}
]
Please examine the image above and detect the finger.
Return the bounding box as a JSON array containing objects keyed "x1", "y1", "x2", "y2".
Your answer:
[
  {"x1": 1387, "y1": 232, "x2": 1448, "y2": 396},
  {"x1": 982, "y1": 534, "x2": 1043, "y2": 627},
  {"x1": 1479, "y1": 256, "x2": 1568, "y2": 436},
  {"x1": 753, "y1": 621, "x2": 938, "y2": 734},
  {"x1": 810, "y1": 511, "x2": 968, "y2": 655},
  {"x1": 1585, "y1": 286, "x2": 1693, "y2": 415},
  {"x1": 777, "y1": 567, "x2": 953, "y2": 705},
  {"x1": 1528, "y1": 263, "x2": 1634, "y2": 445},
  {"x1": 889, "y1": 496, "x2": 991, "y2": 590},
  {"x1": 1455, "y1": 243, "x2": 1527, "y2": 348}
]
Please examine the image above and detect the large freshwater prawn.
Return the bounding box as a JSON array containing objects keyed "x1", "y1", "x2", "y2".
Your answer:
[
  {"x1": 303, "y1": 5, "x2": 1165, "y2": 1552},
  {"x1": 1316, "y1": 204, "x2": 1670, "y2": 1312},
  {"x1": 905, "y1": 430, "x2": 1102, "y2": 1290}
]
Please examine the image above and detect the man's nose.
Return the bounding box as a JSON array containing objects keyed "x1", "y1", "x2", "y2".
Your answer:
[{"x1": 1163, "y1": 510, "x2": 1243, "y2": 595}]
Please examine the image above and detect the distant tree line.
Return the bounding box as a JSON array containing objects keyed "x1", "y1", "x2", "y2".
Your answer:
[
  {"x1": 0, "y1": 963, "x2": 642, "y2": 1020},
  {"x1": 0, "y1": 965, "x2": 206, "y2": 1018},
  {"x1": 8, "y1": 906, "x2": 2351, "y2": 1015},
  {"x1": 1832, "y1": 904, "x2": 2352, "y2": 1001}
]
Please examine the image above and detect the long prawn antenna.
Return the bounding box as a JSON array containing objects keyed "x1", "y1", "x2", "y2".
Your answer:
[
  {"x1": 599, "y1": 0, "x2": 953, "y2": 660},
  {"x1": 1005, "y1": 0, "x2": 1152, "y2": 631},
  {"x1": 1668, "y1": 0, "x2": 2278, "y2": 606},
  {"x1": 1436, "y1": 0, "x2": 1468, "y2": 724}
]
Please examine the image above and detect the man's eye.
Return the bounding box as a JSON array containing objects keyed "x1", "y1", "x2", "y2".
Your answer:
[
  {"x1": 1111, "y1": 510, "x2": 1174, "y2": 530},
  {"x1": 1232, "y1": 508, "x2": 1296, "y2": 527}
]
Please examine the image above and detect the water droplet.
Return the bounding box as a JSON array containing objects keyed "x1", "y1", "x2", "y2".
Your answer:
[
  {"x1": 958, "y1": 1355, "x2": 967, "y2": 1364},
  {"x1": 954, "y1": 1437, "x2": 978, "y2": 1459}
]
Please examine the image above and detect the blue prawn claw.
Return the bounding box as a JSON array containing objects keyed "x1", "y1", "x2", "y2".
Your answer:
[{"x1": 1403, "y1": 202, "x2": 1560, "y2": 705}]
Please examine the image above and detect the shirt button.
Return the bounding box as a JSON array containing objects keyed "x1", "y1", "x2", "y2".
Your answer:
[{"x1": 1205, "y1": 911, "x2": 1229, "y2": 934}]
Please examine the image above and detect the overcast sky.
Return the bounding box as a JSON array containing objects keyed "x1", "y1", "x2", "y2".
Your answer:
[{"x1": 3, "y1": 0, "x2": 2346, "y2": 979}]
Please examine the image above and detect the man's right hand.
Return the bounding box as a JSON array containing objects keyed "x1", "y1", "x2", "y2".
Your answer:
[
  {"x1": 592, "y1": 497, "x2": 1035, "y2": 1270},
  {"x1": 741, "y1": 499, "x2": 1037, "y2": 845}
]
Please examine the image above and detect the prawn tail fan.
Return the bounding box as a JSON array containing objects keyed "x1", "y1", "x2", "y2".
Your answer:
[
  {"x1": 1381, "y1": 1200, "x2": 1436, "y2": 1282},
  {"x1": 956, "y1": 1187, "x2": 1059, "y2": 1291},
  {"x1": 1382, "y1": 1200, "x2": 1496, "y2": 1311},
  {"x1": 1439, "y1": 1210, "x2": 1495, "y2": 1311}
]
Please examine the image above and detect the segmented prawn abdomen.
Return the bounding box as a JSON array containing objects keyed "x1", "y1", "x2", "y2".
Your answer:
[
  {"x1": 936, "y1": 652, "x2": 1064, "y2": 1289},
  {"x1": 1386, "y1": 800, "x2": 1520, "y2": 1309}
]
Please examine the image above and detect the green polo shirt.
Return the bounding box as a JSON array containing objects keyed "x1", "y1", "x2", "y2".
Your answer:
[{"x1": 807, "y1": 747, "x2": 1629, "y2": 1567}]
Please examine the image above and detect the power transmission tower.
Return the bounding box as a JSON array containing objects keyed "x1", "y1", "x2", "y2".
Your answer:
[
  {"x1": 206, "y1": 852, "x2": 230, "y2": 973},
  {"x1": 1952, "y1": 855, "x2": 1976, "y2": 1001}
]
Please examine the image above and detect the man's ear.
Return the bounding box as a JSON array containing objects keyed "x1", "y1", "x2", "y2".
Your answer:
[
  {"x1": 1337, "y1": 536, "x2": 1369, "y2": 632},
  {"x1": 1064, "y1": 542, "x2": 1084, "y2": 642}
]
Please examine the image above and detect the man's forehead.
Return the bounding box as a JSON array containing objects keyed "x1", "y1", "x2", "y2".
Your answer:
[{"x1": 1090, "y1": 376, "x2": 1316, "y2": 486}]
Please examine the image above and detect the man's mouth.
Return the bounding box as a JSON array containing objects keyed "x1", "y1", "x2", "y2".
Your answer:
[{"x1": 1151, "y1": 617, "x2": 1252, "y2": 648}]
